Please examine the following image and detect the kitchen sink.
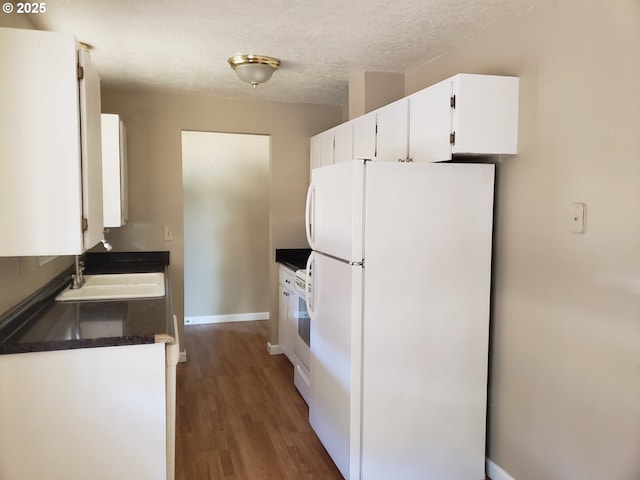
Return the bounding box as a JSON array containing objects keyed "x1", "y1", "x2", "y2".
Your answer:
[{"x1": 55, "y1": 272, "x2": 165, "y2": 302}]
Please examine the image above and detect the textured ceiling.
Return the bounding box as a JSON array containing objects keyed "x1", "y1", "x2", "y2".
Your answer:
[{"x1": 29, "y1": 0, "x2": 538, "y2": 106}]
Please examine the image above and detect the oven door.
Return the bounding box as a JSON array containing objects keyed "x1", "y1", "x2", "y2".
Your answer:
[{"x1": 293, "y1": 288, "x2": 310, "y2": 371}]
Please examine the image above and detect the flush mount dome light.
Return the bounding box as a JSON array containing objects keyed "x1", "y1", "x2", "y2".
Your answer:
[{"x1": 228, "y1": 54, "x2": 281, "y2": 88}]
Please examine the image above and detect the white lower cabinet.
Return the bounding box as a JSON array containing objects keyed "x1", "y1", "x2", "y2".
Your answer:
[
  {"x1": 0, "y1": 27, "x2": 103, "y2": 256},
  {"x1": 278, "y1": 266, "x2": 296, "y2": 362},
  {"x1": 0, "y1": 343, "x2": 167, "y2": 480}
]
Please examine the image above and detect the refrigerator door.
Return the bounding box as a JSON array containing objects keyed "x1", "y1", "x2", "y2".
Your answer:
[
  {"x1": 307, "y1": 251, "x2": 363, "y2": 480},
  {"x1": 360, "y1": 162, "x2": 495, "y2": 479},
  {"x1": 305, "y1": 160, "x2": 364, "y2": 262}
]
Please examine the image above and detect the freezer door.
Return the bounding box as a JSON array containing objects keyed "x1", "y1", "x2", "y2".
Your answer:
[
  {"x1": 308, "y1": 252, "x2": 363, "y2": 480},
  {"x1": 305, "y1": 160, "x2": 364, "y2": 262}
]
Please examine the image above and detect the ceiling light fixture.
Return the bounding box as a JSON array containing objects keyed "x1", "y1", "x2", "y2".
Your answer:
[{"x1": 228, "y1": 54, "x2": 281, "y2": 88}]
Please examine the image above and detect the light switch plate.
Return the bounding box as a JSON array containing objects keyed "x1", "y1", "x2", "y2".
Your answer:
[
  {"x1": 163, "y1": 225, "x2": 174, "y2": 241},
  {"x1": 569, "y1": 203, "x2": 586, "y2": 234}
]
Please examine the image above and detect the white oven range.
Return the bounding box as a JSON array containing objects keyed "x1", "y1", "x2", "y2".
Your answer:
[{"x1": 293, "y1": 268, "x2": 311, "y2": 404}]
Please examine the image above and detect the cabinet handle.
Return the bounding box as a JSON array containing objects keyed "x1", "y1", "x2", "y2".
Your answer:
[
  {"x1": 285, "y1": 279, "x2": 291, "y2": 284},
  {"x1": 406, "y1": 157, "x2": 413, "y2": 162},
  {"x1": 283, "y1": 292, "x2": 289, "y2": 297}
]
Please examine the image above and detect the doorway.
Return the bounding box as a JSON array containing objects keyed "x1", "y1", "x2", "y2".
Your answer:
[{"x1": 181, "y1": 131, "x2": 270, "y2": 325}]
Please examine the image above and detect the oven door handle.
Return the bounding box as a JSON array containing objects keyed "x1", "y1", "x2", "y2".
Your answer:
[{"x1": 305, "y1": 252, "x2": 315, "y2": 320}]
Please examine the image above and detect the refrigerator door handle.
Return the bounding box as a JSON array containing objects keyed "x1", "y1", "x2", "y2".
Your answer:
[
  {"x1": 305, "y1": 182, "x2": 315, "y2": 249},
  {"x1": 305, "y1": 252, "x2": 315, "y2": 320}
]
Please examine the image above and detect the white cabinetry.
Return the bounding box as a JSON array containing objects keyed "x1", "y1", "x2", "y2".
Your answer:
[
  {"x1": 278, "y1": 266, "x2": 296, "y2": 362},
  {"x1": 375, "y1": 98, "x2": 409, "y2": 162},
  {"x1": 311, "y1": 111, "x2": 376, "y2": 171},
  {"x1": 320, "y1": 129, "x2": 335, "y2": 167},
  {"x1": 0, "y1": 343, "x2": 167, "y2": 480},
  {"x1": 310, "y1": 134, "x2": 323, "y2": 174},
  {"x1": 352, "y1": 112, "x2": 377, "y2": 160},
  {"x1": 310, "y1": 74, "x2": 519, "y2": 168},
  {"x1": 310, "y1": 129, "x2": 335, "y2": 175},
  {"x1": 0, "y1": 27, "x2": 103, "y2": 256},
  {"x1": 409, "y1": 74, "x2": 520, "y2": 162},
  {"x1": 333, "y1": 121, "x2": 354, "y2": 164},
  {"x1": 408, "y1": 77, "x2": 452, "y2": 162},
  {"x1": 101, "y1": 113, "x2": 129, "y2": 227}
]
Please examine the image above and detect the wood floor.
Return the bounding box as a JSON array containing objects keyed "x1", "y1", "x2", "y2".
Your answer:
[{"x1": 175, "y1": 320, "x2": 343, "y2": 480}]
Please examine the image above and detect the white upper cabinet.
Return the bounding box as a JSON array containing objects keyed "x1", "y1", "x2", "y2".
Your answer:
[
  {"x1": 451, "y1": 74, "x2": 519, "y2": 155},
  {"x1": 333, "y1": 121, "x2": 354, "y2": 164},
  {"x1": 101, "y1": 114, "x2": 129, "y2": 228},
  {"x1": 352, "y1": 112, "x2": 377, "y2": 160},
  {"x1": 310, "y1": 73, "x2": 519, "y2": 169},
  {"x1": 79, "y1": 47, "x2": 104, "y2": 249},
  {"x1": 410, "y1": 74, "x2": 520, "y2": 162},
  {"x1": 375, "y1": 98, "x2": 409, "y2": 162},
  {"x1": 408, "y1": 77, "x2": 453, "y2": 162},
  {"x1": 320, "y1": 129, "x2": 335, "y2": 167},
  {"x1": 310, "y1": 134, "x2": 323, "y2": 175},
  {"x1": 0, "y1": 27, "x2": 103, "y2": 256},
  {"x1": 310, "y1": 128, "x2": 336, "y2": 174}
]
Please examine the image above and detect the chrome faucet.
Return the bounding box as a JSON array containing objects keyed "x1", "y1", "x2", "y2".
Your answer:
[
  {"x1": 71, "y1": 231, "x2": 112, "y2": 289},
  {"x1": 71, "y1": 255, "x2": 85, "y2": 289},
  {"x1": 101, "y1": 229, "x2": 113, "y2": 251},
  {"x1": 101, "y1": 238, "x2": 113, "y2": 251}
]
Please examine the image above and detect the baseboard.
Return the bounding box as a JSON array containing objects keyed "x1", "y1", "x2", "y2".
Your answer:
[
  {"x1": 179, "y1": 350, "x2": 187, "y2": 363},
  {"x1": 184, "y1": 312, "x2": 269, "y2": 325},
  {"x1": 486, "y1": 459, "x2": 516, "y2": 480},
  {"x1": 267, "y1": 342, "x2": 283, "y2": 355}
]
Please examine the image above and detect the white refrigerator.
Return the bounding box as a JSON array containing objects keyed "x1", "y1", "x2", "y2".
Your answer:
[{"x1": 304, "y1": 159, "x2": 495, "y2": 480}]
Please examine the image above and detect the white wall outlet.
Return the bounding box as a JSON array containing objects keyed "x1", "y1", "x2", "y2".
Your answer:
[
  {"x1": 163, "y1": 225, "x2": 174, "y2": 241},
  {"x1": 569, "y1": 203, "x2": 586, "y2": 234}
]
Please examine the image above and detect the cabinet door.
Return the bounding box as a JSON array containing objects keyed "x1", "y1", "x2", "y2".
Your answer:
[
  {"x1": 101, "y1": 114, "x2": 128, "y2": 227},
  {"x1": 375, "y1": 98, "x2": 409, "y2": 162},
  {"x1": 0, "y1": 28, "x2": 84, "y2": 256},
  {"x1": 409, "y1": 77, "x2": 453, "y2": 162},
  {"x1": 353, "y1": 112, "x2": 376, "y2": 160},
  {"x1": 0, "y1": 343, "x2": 167, "y2": 479},
  {"x1": 310, "y1": 129, "x2": 335, "y2": 173},
  {"x1": 333, "y1": 121, "x2": 353, "y2": 164},
  {"x1": 310, "y1": 134, "x2": 323, "y2": 176},
  {"x1": 119, "y1": 120, "x2": 129, "y2": 224},
  {"x1": 320, "y1": 129, "x2": 335, "y2": 167},
  {"x1": 452, "y1": 74, "x2": 519, "y2": 155},
  {"x1": 79, "y1": 47, "x2": 104, "y2": 250}
]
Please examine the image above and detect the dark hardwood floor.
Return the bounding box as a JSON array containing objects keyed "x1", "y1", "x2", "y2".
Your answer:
[{"x1": 175, "y1": 320, "x2": 343, "y2": 480}]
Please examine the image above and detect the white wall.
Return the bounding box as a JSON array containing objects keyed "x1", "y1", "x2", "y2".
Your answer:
[
  {"x1": 182, "y1": 131, "x2": 270, "y2": 322},
  {"x1": 405, "y1": 1, "x2": 640, "y2": 479}
]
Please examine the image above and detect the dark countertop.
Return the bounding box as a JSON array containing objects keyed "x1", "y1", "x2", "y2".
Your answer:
[
  {"x1": 0, "y1": 251, "x2": 174, "y2": 355},
  {"x1": 275, "y1": 248, "x2": 311, "y2": 271}
]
